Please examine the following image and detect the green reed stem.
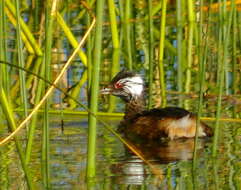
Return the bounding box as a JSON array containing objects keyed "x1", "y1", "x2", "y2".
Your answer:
[
  {"x1": 0, "y1": 0, "x2": 8, "y2": 92},
  {"x1": 124, "y1": 0, "x2": 133, "y2": 70},
  {"x1": 158, "y1": 0, "x2": 167, "y2": 107},
  {"x1": 148, "y1": 0, "x2": 154, "y2": 109},
  {"x1": 176, "y1": 0, "x2": 183, "y2": 94},
  {"x1": 107, "y1": 0, "x2": 120, "y2": 112},
  {"x1": 42, "y1": 0, "x2": 58, "y2": 188},
  {"x1": 56, "y1": 12, "x2": 87, "y2": 66},
  {"x1": 86, "y1": 0, "x2": 93, "y2": 91},
  {"x1": 193, "y1": 0, "x2": 209, "y2": 178},
  {"x1": 185, "y1": 0, "x2": 195, "y2": 95},
  {"x1": 225, "y1": 0, "x2": 235, "y2": 95},
  {"x1": 238, "y1": 13, "x2": 241, "y2": 91},
  {"x1": 232, "y1": 3, "x2": 237, "y2": 96},
  {"x1": 15, "y1": 0, "x2": 28, "y2": 123},
  {"x1": 25, "y1": 58, "x2": 44, "y2": 164},
  {"x1": 33, "y1": 0, "x2": 41, "y2": 33},
  {"x1": 223, "y1": 0, "x2": 229, "y2": 95},
  {"x1": 232, "y1": 3, "x2": 238, "y2": 118},
  {"x1": 108, "y1": 0, "x2": 119, "y2": 49},
  {"x1": 108, "y1": 49, "x2": 120, "y2": 112},
  {"x1": 87, "y1": 0, "x2": 105, "y2": 178},
  {"x1": 4, "y1": 0, "x2": 42, "y2": 56},
  {"x1": 68, "y1": 70, "x2": 88, "y2": 109},
  {"x1": 0, "y1": 87, "x2": 33, "y2": 189}
]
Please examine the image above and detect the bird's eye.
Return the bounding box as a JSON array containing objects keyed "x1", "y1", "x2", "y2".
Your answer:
[{"x1": 114, "y1": 82, "x2": 123, "y2": 89}]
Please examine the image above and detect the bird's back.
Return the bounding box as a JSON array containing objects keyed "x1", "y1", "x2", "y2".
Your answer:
[{"x1": 120, "y1": 107, "x2": 213, "y2": 140}]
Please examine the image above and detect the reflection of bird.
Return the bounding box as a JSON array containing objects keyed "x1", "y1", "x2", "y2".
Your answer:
[
  {"x1": 101, "y1": 70, "x2": 213, "y2": 140},
  {"x1": 129, "y1": 138, "x2": 209, "y2": 162}
]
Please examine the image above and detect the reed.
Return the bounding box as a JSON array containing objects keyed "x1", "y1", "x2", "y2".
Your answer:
[
  {"x1": 212, "y1": 0, "x2": 235, "y2": 157},
  {"x1": 148, "y1": 0, "x2": 154, "y2": 109},
  {"x1": 87, "y1": 0, "x2": 104, "y2": 178},
  {"x1": 15, "y1": 0, "x2": 28, "y2": 127},
  {"x1": 25, "y1": 58, "x2": 44, "y2": 164},
  {"x1": 108, "y1": 0, "x2": 119, "y2": 49},
  {"x1": 41, "y1": 0, "x2": 58, "y2": 188},
  {"x1": 56, "y1": 12, "x2": 87, "y2": 66},
  {"x1": 176, "y1": 0, "x2": 183, "y2": 96},
  {"x1": 83, "y1": 0, "x2": 92, "y2": 92},
  {"x1": 5, "y1": 0, "x2": 42, "y2": 56},
  {"x1": 185, "y1": 0, "x2": 195, "y2": 95},
  {"x1": 108, "y1": 49, "x2": 120, "y2": 112},
  {"x1": 158, "y1": 0, "x2": 167, "y2": 107},
  {"x1": 0, "y1": 0, "x2": 8, "y2": 92},
  {"x1": 107, "y1": 0, "x2": 120, "y2": 112},
  {"x1": 123, "y1": 0, "x2": 133, "y2": 70},
  {"x1": 67, "y1": 70, "x2": 88, "y2": 109}
]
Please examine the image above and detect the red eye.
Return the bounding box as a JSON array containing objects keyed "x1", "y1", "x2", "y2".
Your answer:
[{"x1": 114, "y1": 82, "x2": 123, "y2": 89}]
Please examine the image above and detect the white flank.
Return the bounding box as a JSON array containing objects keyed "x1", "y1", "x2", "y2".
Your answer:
[{"x1": 170, "y1": 114, "x2": 192, "y2": 129}]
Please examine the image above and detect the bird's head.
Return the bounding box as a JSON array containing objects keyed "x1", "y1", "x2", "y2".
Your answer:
[{"x1": 100, "y1": 70, "x2": 144, "y2": 102}]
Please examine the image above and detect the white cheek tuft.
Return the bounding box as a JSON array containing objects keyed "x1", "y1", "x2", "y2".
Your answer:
[{"x1": 118, "y1": 76, "x2": 144, "y2": 97}]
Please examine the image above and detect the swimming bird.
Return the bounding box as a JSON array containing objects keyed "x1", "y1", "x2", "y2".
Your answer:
[{"x1": 101, "y1": 70, "x2": 213, "y2": 140}]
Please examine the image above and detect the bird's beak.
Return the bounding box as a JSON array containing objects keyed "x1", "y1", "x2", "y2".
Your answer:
[{"x1": 100, "y1": 86, "x2": 113, "y2": 94}]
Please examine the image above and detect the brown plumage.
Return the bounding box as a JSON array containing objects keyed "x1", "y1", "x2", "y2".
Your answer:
[{"x1": 101, "y1": 70, "x2": 213, "y2": 140}]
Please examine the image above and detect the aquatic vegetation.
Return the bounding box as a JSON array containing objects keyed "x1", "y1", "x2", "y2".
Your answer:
[{"x1": 0, "y1": 0, "x2": 240, "y2": 189}]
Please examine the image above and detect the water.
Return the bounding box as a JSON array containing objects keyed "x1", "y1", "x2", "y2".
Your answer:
[{"x1": 1, "y1": 113, "x2": 240, "y2": 189}]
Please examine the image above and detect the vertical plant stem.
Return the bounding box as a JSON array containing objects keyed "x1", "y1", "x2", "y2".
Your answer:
[
  {"x1": 223, "y1": 0, "x2": 229, "y2": 95},
  {"x1": 124, "y1": 0, "x2": 133, "y2": 70},
  {"x1": 232, "y1": 3, "x2": 237, "y2": 117},
  {"x1": 193, "y1": 0, "x2": 215, "y2": 175},
  {"x1": 15, "y1": 0, "x2": 28, "y2": 125},
  {"x1": 107, "y1": 0, "x2": 120, "y2": 112},
  {"x1": 0, "y1": 87, "x2": 33, "y2": 189},
  {"x1": 42, "y1": 0, "x2": 58, "y2": 188},
  {"x1": 25, "y1": 58, "x2": 44, "y2": 164},
  {"x1": 33, "y1": 0, "x2": 41, "y2": 33},
  {"x1": 0, "y1": 0, "x2": 8, "y2": 91},
  {"x1": 212, "y1": 0, "x2": 235, "y2": 157},
  {"x1": 176, "y1": 0, "x2": 183, "y2": 90},
  {"x1": 148, "y1": 0, "x2": 154, "y2": 109},
  {"x1": 87, "y1": 0, "x2": 105, "y2": 178},
  {"x1": 185, "y1": 0, "x2": 194, "y2": 95},
  {"x1": 108, "y1": 0, "x2": 119, "y2": 49},
  {"x1": 108, "y1": 49, "x2": 120, "y2": 112},
  {"x1": 86, "y1": 0, "x2": 92, "y2": 91},
  {"x1": 68, "y1": 70, "x2": 88, "y2": 109},
  {"x1": 158, "y1": 0, "x2": 167, "y2": 107},
  {"x1": 232, "y1": 3, "x2": 237, "y2": 95},
  {"x1": 4, "y1": 0, "x2": 43, "y2": 56}
]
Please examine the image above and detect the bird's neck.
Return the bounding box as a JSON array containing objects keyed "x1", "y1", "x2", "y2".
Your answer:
[{"x1": 124, "y1": 96, "x2": 145, "y2": 121}]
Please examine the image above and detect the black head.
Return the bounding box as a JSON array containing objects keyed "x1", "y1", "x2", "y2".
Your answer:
[{"x1": 100, "y1": 70, "x2": 144, "y2": 102}]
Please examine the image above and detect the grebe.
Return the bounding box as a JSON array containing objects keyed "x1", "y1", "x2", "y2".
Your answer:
[{"x1": 101, "y1": 70, "x2": 213, "y2": 140}]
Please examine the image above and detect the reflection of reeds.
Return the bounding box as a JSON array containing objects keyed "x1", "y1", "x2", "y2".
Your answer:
[
  {"x1": 0, "y1": 88, "x2": 33, "y2": 189},
  {"x1": 212, "y1": 0, "x2": 236, "y2": 157}
]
